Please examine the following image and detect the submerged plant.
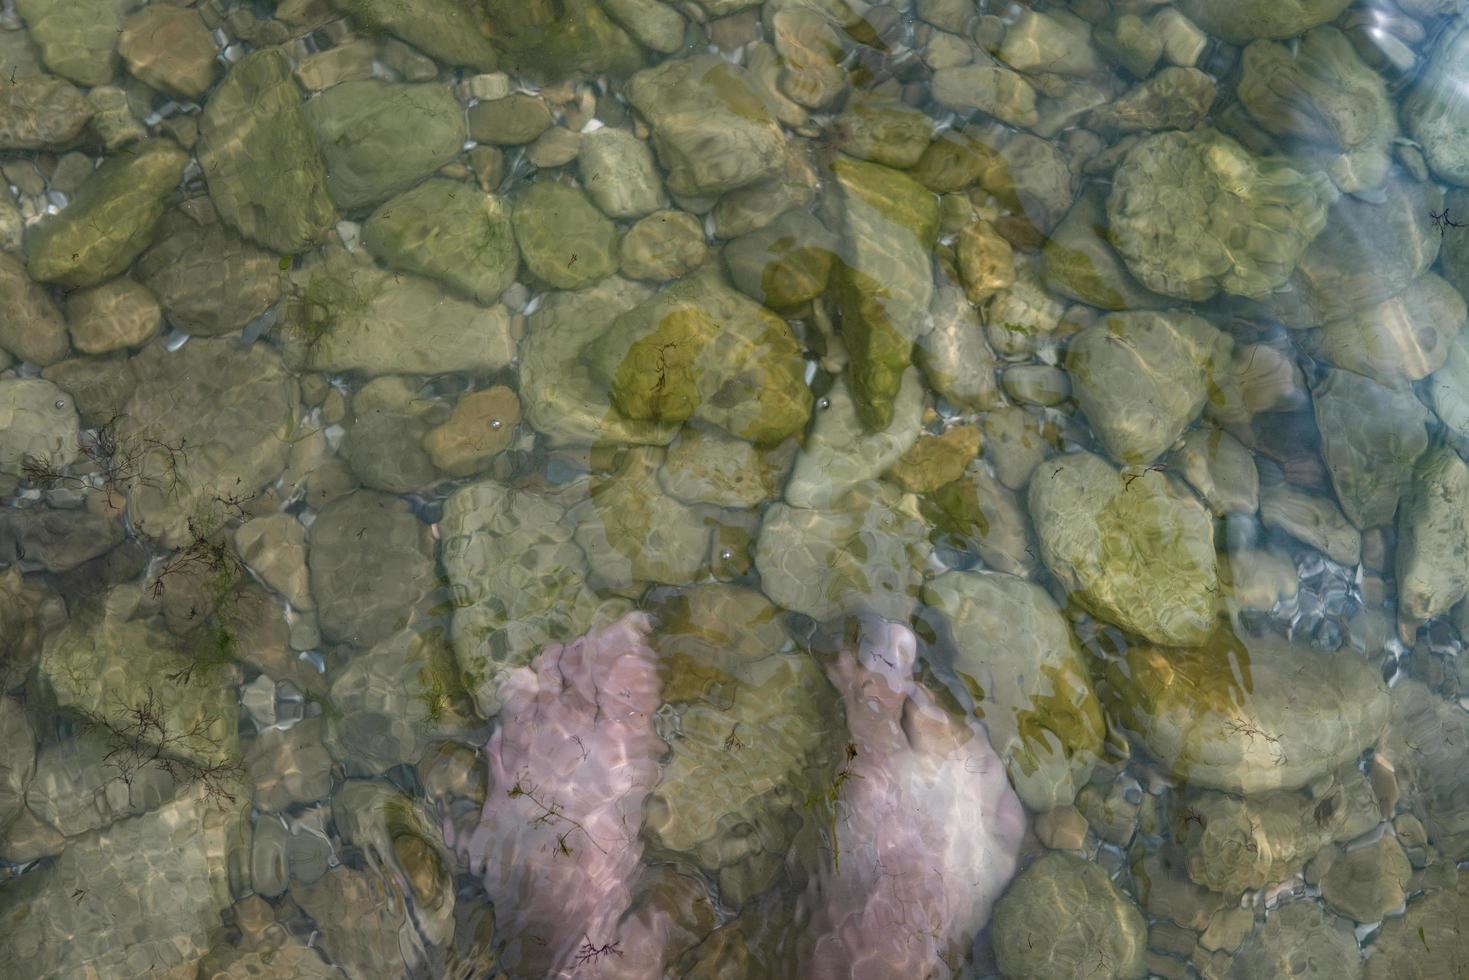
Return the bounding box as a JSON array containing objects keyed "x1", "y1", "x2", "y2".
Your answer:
[{"x1": 87, "y1": 686, "x2": 246, "y2": 809}]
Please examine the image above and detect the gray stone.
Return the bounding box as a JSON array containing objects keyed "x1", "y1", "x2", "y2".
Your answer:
[
  {"x1": 62, "y1": 277, "x2": 159, "y2": 353},
  {"x1": 931, "y1": 63, "x2": 1039, "y2": 129},
  {"x1": 1397, "y1": 448, "x2": 1469, "y2": 625},
  {"x1": 578, "y1": 128, "x2": 667, "y2": 219},
  {"x1": 1313, "y1": 369, "x2": 1428, "y2": 529},
  {"x1": 1170, "y1": 428, "x2": 1260, "y2": 516},
  {"x1": 916, "y1": 285, "x2": 999, "y2": 410},
  {"x1": 1260, "y1": 478, "x2": 1361, "y2": 566},
  {"x1": 308, "y1": 491, "x2": 436, "y2": 649},
  {"x1": 134, "y1": 211, "x2": 282, "y2": 338},
  {"x1": 0, "y1": 508, "x2": 122, "y2": 572},
  {"x1": 332, "y1": 0, "x2": 499, "y2": 70},
  {"x1": 785, "y1": 368, "x2": 922, "y2": 510},
  {"x1": 1306, "y1": 274, "x2": 1466, "y2": 385},
  {"x1": 1177, "y1": 0, "x2": 1352, "y2": 44},
  {"x1": 1319, "y1": 836, "x2": 1410, "y2": 923},
  {"x1": 0, "y1": 378, "x2": 78, "y2": 481},
  {"x1": 0, "y1": 251, "x2": 69, "y2": 365},
  {"x1": 512, "y1": 182, "x2": 619, "y2": 290},
  {"x1": 1227, "y1": 901, "x2": 1361, "y2": 980},
  {"x1": 1404, "y1": 19, "x2": 1469, "y2": 187}
]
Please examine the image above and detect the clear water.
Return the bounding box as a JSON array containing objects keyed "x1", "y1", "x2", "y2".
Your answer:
[{"x1": 0, "y1": 0, "x2": 1466, "y2": 977}]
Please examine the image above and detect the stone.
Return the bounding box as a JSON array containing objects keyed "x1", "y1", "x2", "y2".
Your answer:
[
  {"x1": 587, "y1": 272, "x2": 811, "y2": 445},
  {"x1": 0, "y1": 696, "x2": 34, "y2": 829},
  {"x1": 1107, "y1": 128, "x2": 1336, "y2": 301},
  {"x1": 957, "y1": 219, "x2": 1014, "y2": 304},
  {"x1": 1430, "y1": 330, "x2": 1469, "y2": 439},
  {"x1": 517, "y1": 277, "x2": 679, "y2": 448},
  {"x1": 1226, "y1": 901, "x2": 1361, "y2": 980},
  {"x1": 1089, "y1": 66, "x2": 1216, "y2": 134},
  {"x1": 294, "y1": 866, "x2": 424, "y2": 980},
  {"x1": 992, "y1": 852, "x2": 1148, "y2": 980},
  {"x1": 923, "y1": 571, "x2": 1106, "y2": 810},
  {"x1": 772, "y1": 7, "x2": 845, "y2": 108},
  {"x1": 293, "y1": 39, "x2": 376, "y2": 91},
  {"x1": 1177, "y1": 0, "x2": 1352, "y2": 44},
  {"x1": 1169, "y1": 428, "x2": 1260, "y2": 516},
  {"x1": 1377, "y1": 682, "x2": 1469, "y2": 860},
  {"x1": 931, "y1": 63, "x2": 1039, "y2": 130},
  {"x1": 282, "y1": 249, "x2": 516, "y2": 377},
  {"x1": 626, "y1": 55, "x2": 785, "y2": 198},
  {"x1": 0, "y1": 73, "x2": 91, "y2": 149},
  {"x1": 1043, "y1": 186, "x2": 1164, "y2": 311},
  {"x1": 834, "y1": 97, "x2": 933, "y2": 170},
  {"x1": 308, "y1": 490, "x2": 436, "y2": 649},
  {"x1": 1363, "y1": 863, "x2": 1468, "y2": 979},
  {"x1": 999, "y1": 8, "x2": 1102, "y2": 77},
  {"x1": 825, "y1": 155, "x2": 938, "y2": 430},
  {"x1": 323, "y1": 627, "x2": 474, "y2": 776},
  {"x1": 923, "y1": 461, "x2": 1039, "y2": 577},
  {"x1": 1403, "y1": 20, "x2": 1469, "y2": 187},
  {"x1": 785, "y1": 368, "x2": 922, "y2": 509},
  {"x1": 479, "y1": 0, "x2": 643, "y2": 81},
  {"x1": 0, "y1": 251, "x2": 69, "y2": 365},
  {"x1": 722, "y1": 209, "x2": 836, "y2": 309},
  {"x1": 39, "y1": 354, "x2": 134, "y2": 428},
  {"x1": 1238, "y1": 28, "x2": 1394, "y2": 194},
  {"x1": 331, "y1": 0, "x2": 499, "y2": 71},
  {"x1": 25, "y1": 140, "x2": 187, "y2": 288},
  {"x1": 985, "y1": 258, "x2": 1068, "y2": 355},
  {"x1": 133, "y1": 211, "x2": 282, "y2": 337},
  {"x1": 1260, "y1": 479, "x2": 1361, "y2": 566},
  {"x1": 985, "y1": 132, "x2": 1078, "y2": 241},
  {"x1": 246, "y1": 719, "x2": 332, "y2": 812},
  {"x1": 118, "y1": 339, "x2": 296, "y2": 548},
  {"x1": 619, "y1": 209, "x2": 708, "y2": 282},
  {"x1": 569, "y1": 446, "x2": 714, "y2": 590},
  {"x1": 1307, "y1": 274, "x2": 1466, "y2": 385},
  {"x1": 13, "y1": 0, "x2": 121, "y2": 87},
  {"x1": 1313, "y1": 369, "x2": 1428, "y2": 529},
  {"x1": 755, "y1": 480, "x2": 932, "y2": 623},
  {"x1": 578, "y1": 128, "x2": 667, "y2": 219},
  {"x1": 422, "y1": 385, "x2": 518, "y2": 477},
  {"x1": 0, "y1": 788, "x2": 237, "y2": 978},
  {"x1": 1067, "y1": 311, "x2": 1226, "y2": 466},
  {"x1": 1319, "y1": 836, "x2": 1410, "y2": 923},
  {"x1": 1093, "y1": 12, "x2": 1163, "y2": 78},
  {"x1": 984, "y1": 405, "x2": 1052, "y2": 490},
  {"x1": 0, "y1": 508, "x2": 122, "y2": 572},
  {"x1": 1029, "y1": 452, "x2": 1217, "y2": 646},
  {"x1": 1397, "y1": 448, "x2": 1469, "y2": 625},
  {"x1": 1101, "y1": 627, "x2": 1389, "y2": 795},
  {"x1": 1035, "y1": 806, "x2": 1089, "y2": 851},
  {"x1": 916, "y1": 285, "x2": 999, "y2": 410},
  {"x1": 0, "y1": 378, "x2": 77, "y2": 481},
  {"x1": 306, "y1": 81, "x2": 466, "y2": 210},
  {"x1": 466, "y1": 93, "x2": 550, "y2": 145},
  {"x1": 234, "y1": 513, "x2": 312, "y2": 611},
  {"x1": 363, "y1": 179, "x2": 518, "y2": 305},
  {"x1": 440, "y1": 480, "x2": 616, "y2": 715},
  {"x1": 117, "y1": 5, "x2": 217, "y2": 100},
  {"x1": 63, "y1": 277, "x2": 158, "y2": 354},
  {"x1": 511, "y1": 182, "x2": 619, "y2": 290},
  {"x1": 602, "y1": 0, "x2": 686, "y2": 53},
  {"x1": 198, "y1": 50, "x2": 336, "y2": 254},
  {"x1": 657, "y1": 424, "x2": 793, "y2": 508},
  {"x1": 884, "y1": 424, "x2": 981, "y2": 494}
]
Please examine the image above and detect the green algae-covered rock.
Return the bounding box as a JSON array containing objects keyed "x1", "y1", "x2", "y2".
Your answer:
[
  {"x1": 992, "y1": 852, "x2": 1148, "y2": 980},
  {"x1": 511, "y1": 181, "x2": 618, "y2": 289},
  {"x1": 282, "y1": 249, "x2": 516, "y2": 377},
  {"x1": 786, "y1": 367, "x2": 922, "y2": 510},
  {"x1": 41, "y1": 599, "x2": 238, "y2": 766},
  {"x1": 518, "y1": 276, "x2": 680, "y2": 448},
  {"x1": 481, "y1": 0, "x2": 644, "y2": 81},
  {"x1": 1227, "y1": 901, "x2": 1361, "y2": 980},
  {"x1": 626, "y1": 54, "x2": 785, "y2": 198},
  {"x1": 119, "y1": 339, "x2": 296, "y2": 548},
  {"x1": 0, "y1": 73, "x2": 90, "y2": 150},
  {"x1": 646, "y1": 586, "x2": 838, "y2": 906},
  {"x1": 134, "y1": 210, "x2": 282, "y2": 338},
  {"x1": 923, "y1": 571, "x2": 1105, "y2": 811},
  {"x1": 1238, "y1": 28, "x2": 1394, "y2": 195},
  {"x1": 332, "y1": 0, "x2": 499, "y2": 71},
  {"x1": 1178, "y1": 0, "x2": 1351, "y2": 43},
  {"x1": 306, "y1": 80, "x2": 466, "y2": 210},
  {"x1": 440, "y1": 479, "x2": 624, "y2": 716},
  {"x1": 198, "y1": 49, "x2": 336, "y2": 254},
  {"x1": 587, "y1": 272, "x2": 811, "y2": 444},
  {"x1": 1028, "y1": 452, "x2": 1217, "y2": 646},
  {"x1": 754, "y1": 479, "x2": 931, "y2": 622},
  {"x1": 0, "y1": 787, "x2": 237, "y2": 979},
  {"x1": 25, "y1": 140, "x2": 186, "y2": 288},
  {"x1": 14, "y1": 0, "x2": 121, "y2": 87},
  {"x1": 826, "y1": 155, "x2": 937, "y2": 430},
  {"x1": 570, "y1": 446, "x2": 715, "y2": 589},
  {"x1": 364, "y1": 179, "x2": 518, "y2": 305},
  {"x1": 1398, "y1": 448, "x2": 1469, "y2": 625},
  {"x1": 1313, "y1": 368, "x2": 1428, "y2": 529},
  {"x1": 1101, "y1": 627, "x2": 1389, "y2": 795},
  {"x1": 722, "y1": 209, "x2": 836, "y2": 310},
  {"x1": 1066, "y1": 310, "x2": 1227, "y2": 466},
  {"x1": 1107, "y1": 128, "x2": 1336, "y2": 301}
]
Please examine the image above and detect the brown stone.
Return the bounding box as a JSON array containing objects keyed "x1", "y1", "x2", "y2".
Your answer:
[
  {"x1": 422, "y1": 385, "x2": 520, "y2": 476},
  {"x1": 118, "y1": 6, "x2": 219, "y2": 100}
]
